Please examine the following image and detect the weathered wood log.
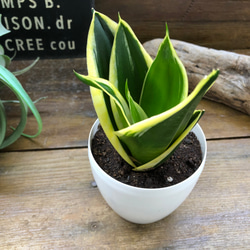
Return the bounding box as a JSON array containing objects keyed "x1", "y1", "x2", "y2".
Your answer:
[{"x1": 143, "y1": 39, "x2": 250, "y2": 115}]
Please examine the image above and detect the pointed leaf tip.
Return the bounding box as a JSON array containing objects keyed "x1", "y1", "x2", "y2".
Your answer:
[{"x1": 165, "y1": 23, "x2": 169, "y2": 37}]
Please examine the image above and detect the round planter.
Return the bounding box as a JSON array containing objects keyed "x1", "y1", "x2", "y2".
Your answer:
[{"x1": 88, "y1": 119, "x2": 207, "y2": 224}]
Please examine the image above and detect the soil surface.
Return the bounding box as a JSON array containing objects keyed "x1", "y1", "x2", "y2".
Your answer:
[{"x1": 91, "y1": 126, "x2": 202, "y2": 188}]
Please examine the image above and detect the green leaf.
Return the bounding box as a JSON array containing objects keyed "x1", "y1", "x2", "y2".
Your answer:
[
  {"x1": 0, "y1": 101, "x2": 7, "y2": 146},
  {"x1": 87, "y1": 9, "x2": 117, "y2": 127},
  {"x1": 0, "y1": 45, "x2": 4, "y2": 55},
  {"x1": 74, "y1": 72, "x2": 131, "y2": 127},
  {"x1": 140, "y1": 24, "x2": 188, "y2": 117},
  {"x1": 13, "y1": 57, "x2": 39, "y2": 76},
  {"x1": 85, "y1": 10, "x2": 136, "y2": 167},
  {"x1": 87, "y1": 9, "x2": 118, "y2": 127},
  {"x1": 0, "y1": 66, "x2": 43, "y2": 149},
  {"x1": 0, "y1": 54, "x2": 11, "y2": 68},
  {"x1": 115, "y1": 69, "x2": 219, "y2": 167},
  {"x1": 109, "y1": 16, "x2": 153, "y2": 102},
  {"x1": 0, "y1": 96, "x2": 28, "y2": 149},
  {"x1": 134, "y1": 110, "x2": 205, "y2": 171},
  {"x1": 87, "y1": 10, "x2": 117, "y2": 78},
  {"x1": 0, "y1": 14, "x2": 10, "y2": 37},
  {"x1": 125, "y1": 81, "x2": 148, "y2": 123},
  {"x1": 0, "y1": 45, "x2": 11, "y2": 68}
]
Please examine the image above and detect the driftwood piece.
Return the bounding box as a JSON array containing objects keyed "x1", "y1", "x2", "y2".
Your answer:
[{"x1": 143, "y1": 39, "x2": 250, "y2": 115}]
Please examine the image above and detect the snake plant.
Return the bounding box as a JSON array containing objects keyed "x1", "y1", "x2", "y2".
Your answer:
[
  {"x1": 75, "y1": 10, "x2": 219, "y2": 171},
  {"x1": 0, "y1": 14, "x2": 42, "y2": 149}
]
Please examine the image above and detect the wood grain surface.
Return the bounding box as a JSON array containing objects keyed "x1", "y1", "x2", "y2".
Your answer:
[
  {"x1": 95, "y1": 0, "x2": 250, "y2": 50},
  {"x1": 0, "y1": 139, "x2": 249, "y2": 249}
]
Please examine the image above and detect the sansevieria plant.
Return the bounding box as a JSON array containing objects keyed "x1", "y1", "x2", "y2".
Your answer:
[
  {"x1": 75, "y1": 10, "x2": 219, "y2": 171},
  {"x1": 0, "y1": 14, "x2": 43, "y2": 149}
]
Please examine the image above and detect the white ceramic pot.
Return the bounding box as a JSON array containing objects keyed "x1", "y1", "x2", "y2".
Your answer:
[{"x1": 88, "y1": 119, "x2": 207, "y2": 224}]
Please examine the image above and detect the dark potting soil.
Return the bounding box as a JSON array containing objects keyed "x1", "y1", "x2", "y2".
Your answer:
[{"x1": 91, "y1": 126, "x2": 202, "y2": 188}]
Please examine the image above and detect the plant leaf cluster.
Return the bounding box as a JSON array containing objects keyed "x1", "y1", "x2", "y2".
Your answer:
[
  {"x1": 0, "y1": 14, "x2": 43, "y2": 149},
  {"x1": 75, "y1": 10, "x2": 219, "y2": 171}
]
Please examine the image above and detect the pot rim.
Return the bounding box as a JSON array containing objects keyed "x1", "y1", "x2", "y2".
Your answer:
[{"x1": 88, "y1": 119, "x2": 207, "y2": 191}]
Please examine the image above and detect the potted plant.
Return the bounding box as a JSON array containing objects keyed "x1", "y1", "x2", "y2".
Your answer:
[
  {"x1": 75, "y1": 10, "x2": 219, "y2": 224},
  {"x1": 0, "y1": 14, "x2": 43, "y2": 149}
]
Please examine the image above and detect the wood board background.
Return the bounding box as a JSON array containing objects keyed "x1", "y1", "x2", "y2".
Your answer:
[{"x1": 95, "y1": 0, "x2": 250, "y2": 50}]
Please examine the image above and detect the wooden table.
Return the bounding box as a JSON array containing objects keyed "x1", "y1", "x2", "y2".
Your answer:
[{"x1": 0, "y1": 58, "x2": 249, "y2": 249}]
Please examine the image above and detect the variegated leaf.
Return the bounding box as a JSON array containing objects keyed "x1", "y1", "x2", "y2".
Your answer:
[
  {"x1": 140, "y1": 24, "x2": 188, "y2": 117},
  {"x1": 115, "y1": 70, "x2": 219, "y2": 167}
]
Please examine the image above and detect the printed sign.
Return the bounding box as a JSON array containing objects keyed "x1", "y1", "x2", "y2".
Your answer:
[{"x1": 0, "y1": 0, "x2": 94, "y2": 59}]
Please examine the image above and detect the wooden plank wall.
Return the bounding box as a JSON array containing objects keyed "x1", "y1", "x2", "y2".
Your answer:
[{"x1": 95, "y1": 0, "x2": 250, "y2": 50}]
